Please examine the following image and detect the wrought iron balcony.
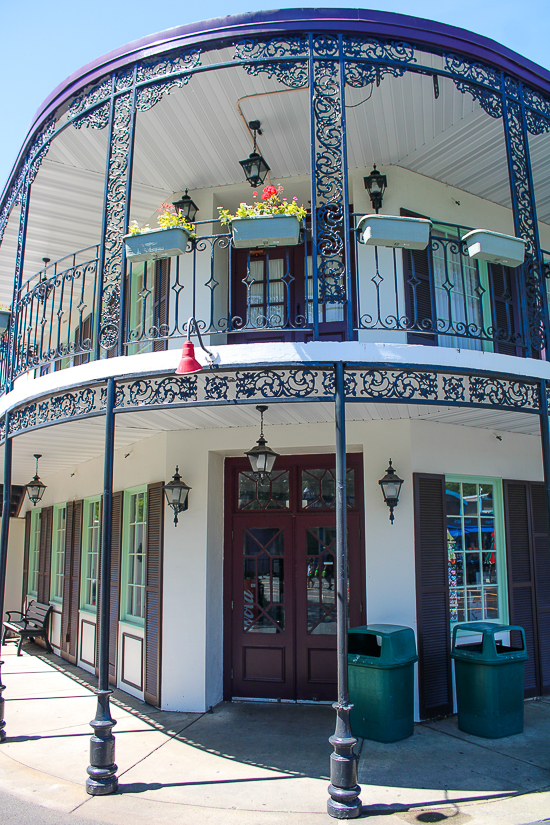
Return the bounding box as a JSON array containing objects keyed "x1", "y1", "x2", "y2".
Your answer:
[{"x1": 3, "y1": 220, "x2": 549, "y2": 390}]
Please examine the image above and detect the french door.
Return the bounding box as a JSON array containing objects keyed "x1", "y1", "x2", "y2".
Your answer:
[{"x1": 226, "y1": 455, "x2": 365, "y2": 701}]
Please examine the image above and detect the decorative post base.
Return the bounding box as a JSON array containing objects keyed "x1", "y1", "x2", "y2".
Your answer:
[
  {"x1": 327, "y1": 702, "x2": 361, "y2": 819},
  {"x1": 0, "y1": 661, "x2": 5, "y2": 743},
  {"x1": 86, "y1": 689, "x2": 118, "y2": 795}
]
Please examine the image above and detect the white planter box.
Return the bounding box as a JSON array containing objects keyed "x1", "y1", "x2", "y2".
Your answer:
[
  {"x1": 231, "y1": 215, "x2": 301, "y2": 248},
  {"x1": 0, "y1": 310, "x2": 10, "y2": 335},
  {"x1": 357, "y1": 214, "x2": 432, "y2": 250},
  {"x1": 462, "y1": 229, "x2": 526, "y2": 268},
  {"x1": 123, "y1": 226, "x2": 191, "y2": 262}
]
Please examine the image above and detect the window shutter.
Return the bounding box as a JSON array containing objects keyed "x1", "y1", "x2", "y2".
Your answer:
[
  {"x1": 503, "y1": 480, "x2": 540, "y2": 696},
  {"x1": 414, "y1": 473, "x2": 452, "y2": 718},
  {"x1": 61, "y1": 500, "x2": 83, "y2": 663},
  {"x1": 488, "y1": 264, "x2": 522, "y2": 357},
  {"x1": 531, "y1": 483, "x2": 550, "y2": 694},
  {"x1": 145, "y1": 481, "x2": 164, "y2": 706},
  {"x1": 37, "y1": 506, "x2": 53, "y2": 604},
  {"x1": 401, "y1": 208, "x2": 435, "y2": 346},
  {"x1": 21, "y1": 511, "x2": 31, "y2": 608},
  {"x1": 153, "y1": 259, "x2": 169, "y2": 353}
]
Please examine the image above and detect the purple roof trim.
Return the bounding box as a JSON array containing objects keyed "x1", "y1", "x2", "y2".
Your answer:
[{"x1": 5, "y1": 8, "x2": 550, "y2": 201}]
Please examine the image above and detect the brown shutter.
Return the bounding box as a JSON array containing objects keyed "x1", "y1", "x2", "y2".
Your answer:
[
  {"x1": 488, "y1": 264, "x2": 523, "y2": 357},
  {"x1": 503, "y1": 480, "x2": 540, "y2": 696},
  {"x1": 401, "y1": 208, "x2": 435, "y2": 346},
  {"x1": 414, "y1": 473, "x2": 452, "y2": 719},
  {"x1": 153, "y1": 259, "x2": 169, "y2": 353},
  {"x1": 21, "y1": 511, "x2": 31, "y2": 608},
  {"x1": 37, "y1": 506, "x2": 53, "y2": 604},
  {"x1": 94, "y1": 493, "x2": 122, "y2": 683},
  {"x1": 61, "y1": 500, "x2": 83, "y2": 663},
  {"x1": 145, "y1": 481, "x2": 164, "y2": 706},
  {"x1": 531, "y1": 483, "x2": 550, "y2": 694}
]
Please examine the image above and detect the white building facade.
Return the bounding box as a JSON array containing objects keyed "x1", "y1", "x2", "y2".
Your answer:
[{"x1": 0, "y1": 8, "x2": 549, "y2": 723}]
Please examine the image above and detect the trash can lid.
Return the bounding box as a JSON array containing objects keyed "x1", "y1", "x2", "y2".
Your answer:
[
  {"x1": 348, "y1": 624, "x2": 417, "y2": 666},
  {"x1": 451, "y1": 622, "x2": 528, "y2": 663}
]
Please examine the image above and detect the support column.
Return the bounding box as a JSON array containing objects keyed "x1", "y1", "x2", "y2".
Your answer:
[
  {"x1": 327, "y1": 362, "x2": 361, "y2": 819},
  {"x1": 0, "y1": 411, "x2": 12, "y2": 742},
  {"x1": 86, "y1": 378, "x2": 117, "y2": 794}
]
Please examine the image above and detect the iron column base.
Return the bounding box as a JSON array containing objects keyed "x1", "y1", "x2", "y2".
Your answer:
[
  {"x1": 0, "y1": 661, "x2": 5, "y2": 743},
  {"x1": 86, "y1": 689, "x2": 118, "y2": 795},
  {"x1": 327, "y1": 702, "x2": 361, "y2": 819}
]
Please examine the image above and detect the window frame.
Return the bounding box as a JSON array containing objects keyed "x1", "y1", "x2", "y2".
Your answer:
[
  {"x1": 80, "y1": 496, "x2": 101, "y2": 613},
  {"x1": 50, "y1": 503, "x2": 67, "y2": 604},
  {"x1": 445, "y1": 474, "x2": 508, "y2": 634},
  {"x1": 120, "y1": 485, "x2": 147, "y2": 627}
]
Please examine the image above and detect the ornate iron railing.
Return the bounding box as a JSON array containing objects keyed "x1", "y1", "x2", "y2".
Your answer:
[{"x1": 0, "y1": 230, "x2": 547, "y2": 390}]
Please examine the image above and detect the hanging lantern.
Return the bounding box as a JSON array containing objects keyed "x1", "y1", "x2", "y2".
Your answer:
[
  {"x1": 163, "y1": 467, "x2": 191, "y2": 526},
  {"x1": 172, "y1": 190, "x2": 199, "y2": 222},
  {"x1": 245, "y1": 405, "x2": 279, "y2": 480},
  {"x1": 239, "y1": 120, "x2": 270, "y2": 188},
  {"x1": 378, "y1": 459, "x2": 404, "y2": 524},
  {"x1": 25, "y1": 454, "x2": 47, "y2": 507}
]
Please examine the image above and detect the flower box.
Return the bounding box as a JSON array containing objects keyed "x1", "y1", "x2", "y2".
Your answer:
[
  {"x1": 357, "y1": 214, "x2": 432, "y2": 250},
  {"x1": 461, "y1": 229, "x2": 526, "y2": 268},
  {"x1": 123, "y1": 226, "x2": 191, "y2": 262},
  {"x1": 231, "y1": 215, "x2": 301, "y2": 249},
  {"x1": 0, "y1": 310, "x2": 10, "y2": 336}
]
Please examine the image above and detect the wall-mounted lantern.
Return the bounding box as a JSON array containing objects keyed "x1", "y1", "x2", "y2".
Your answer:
[
  {"x1": 245, "y1": 405, "x2": 279, "y2": 480},
  {"x1": 364, "y1": 164, "x2": 387, "y2": 213},
  {"x1": 239, "y1": 120, "x2": 271, "y2": 188},
  {"x1": 378, "y1": 459, "x2": 403, "y2": 524},
  {"x1": 25, "y1": 454, "x2": 47, "y2": 506},
  {"x1": 163, "y1": 467, "x2": 191, "y2": 526}
]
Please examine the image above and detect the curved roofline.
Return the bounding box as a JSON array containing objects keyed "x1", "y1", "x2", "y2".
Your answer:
[{"x1": 5, "y1": 7, "x2": 550, "y2": 201}]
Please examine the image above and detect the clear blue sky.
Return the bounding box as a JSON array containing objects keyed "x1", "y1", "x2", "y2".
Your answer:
[{"x1": 1, "y1": 0, "x2": 549, "y2": 190}]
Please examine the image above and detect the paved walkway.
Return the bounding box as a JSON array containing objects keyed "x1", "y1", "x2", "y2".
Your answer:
[{"x1": 0, "y1": 644, "x2": 549, "y2": 825}]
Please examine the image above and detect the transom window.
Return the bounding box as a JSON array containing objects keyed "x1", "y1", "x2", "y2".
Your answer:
[
  {"x1": 28, "y1": 509, "x2": 41, "y2": 596},
  {"x1": 238, "y1": 470, "x2": 290, "y2": 510},
  {"x1": 82, "y1": 498, "x2": 101, "y2": 610},
  {"x1": 446, "y1": 477, "x2": 507, "y2": 626},
  {"x1": 50, "y1": 504, "x2": 66, "y2": 603},
  {"x1": 122, "y1": 488, "x2": 147, "y2": 623},
  {"x1": 301, "y1": 468, "x2": 355, "y2": 510}
]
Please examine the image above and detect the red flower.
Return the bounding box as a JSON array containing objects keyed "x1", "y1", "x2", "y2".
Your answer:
[{"x1": 261, "y1": 185, "x2": 278, "y2": 200}]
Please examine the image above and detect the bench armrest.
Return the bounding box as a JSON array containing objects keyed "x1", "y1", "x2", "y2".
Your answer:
[{"x1": 4, "y1": 611, "x2": 23, "y2": 621}]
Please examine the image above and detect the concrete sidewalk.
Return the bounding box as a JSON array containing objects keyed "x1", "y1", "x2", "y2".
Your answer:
[{"x1": 0, "y1": 644, "x2": 549, "y2": 825}]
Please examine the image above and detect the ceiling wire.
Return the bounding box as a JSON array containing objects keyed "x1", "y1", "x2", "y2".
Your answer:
[{"x1": 345, "y1": 84, "x2": 374, "y2": 108}]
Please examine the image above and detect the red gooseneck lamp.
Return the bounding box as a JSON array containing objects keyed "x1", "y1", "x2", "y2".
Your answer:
[{"x1": 175, "y1": 317, "x2": 215, "y2": 374}]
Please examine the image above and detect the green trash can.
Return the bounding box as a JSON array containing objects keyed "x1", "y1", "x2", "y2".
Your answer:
[
  {"x1": 348, "y1": 624, "x2": 418, "y2": 742},
  {"x1": 451, "y1": 622, "x2": 528, "y2": 738}
]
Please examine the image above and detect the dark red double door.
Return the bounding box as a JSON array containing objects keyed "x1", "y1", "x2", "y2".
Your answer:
[{"x1": 224, "y1": 455, "x2": 365, "y2": 701}]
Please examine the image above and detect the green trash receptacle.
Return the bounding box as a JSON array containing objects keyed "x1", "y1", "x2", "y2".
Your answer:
[
  {"x1": 451, "y1": 622, "x2": 528, "y2": 738},
  {"x1": 348, "y1": 624, "x2": 418, "y2": 742}
]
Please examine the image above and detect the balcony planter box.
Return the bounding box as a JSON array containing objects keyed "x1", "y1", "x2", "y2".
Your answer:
[
  {"x1": 357, "y1": 214, "x2": 432, "y2": 250},
  {"x1": 231, "y1": 215, "x2": 301, "y2": 248},
  {"x1": 462, "y1": 229, "x2": 526, "y2": 268},
  {"x1": 123, "y1": 226, "x2": 191, "y2": 262},
  {"x1": 0, "y1": 310, "x2": 10, "y2": 336}
]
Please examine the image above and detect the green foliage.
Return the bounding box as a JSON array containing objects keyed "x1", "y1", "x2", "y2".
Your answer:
[{"x1": 129, "y1": 202, "x2": 196, "y2": 238}]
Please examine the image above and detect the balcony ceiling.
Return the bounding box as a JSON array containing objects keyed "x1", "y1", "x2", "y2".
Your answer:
[
  {"x1": 1, "y1": 399, "x2": 540, "y2": 487},
  {"x1": 0, "y1": 44, "x2": 548, "y2": 307}
]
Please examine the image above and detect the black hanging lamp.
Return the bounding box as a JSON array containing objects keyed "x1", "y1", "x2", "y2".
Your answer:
[
  {"x1": 364, "y1": 164, "x2": 388, "y2": 213},
  {"x1": 378, "y1": 459, "x2": 404, "y2": 524},
  {"x1": 172, "y1": 189, "x2": 199, "y2": 222},
  {"x1": 25, "y1": 454, "x2": 47, "y2": 506},
  {"x1": 245, "y1": 405, "x2": 279, "y2": 480},
  {"x1": 239, "y1": 120, "x2": 270, "y2": 188},
  {"x1": 163, "y1": 466, "x2": 191, "y2": 526}
]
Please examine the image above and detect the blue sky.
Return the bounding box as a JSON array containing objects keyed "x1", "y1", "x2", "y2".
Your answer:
[{"x1": 1, "y1": 0, "x2": 549, "y2": 189}]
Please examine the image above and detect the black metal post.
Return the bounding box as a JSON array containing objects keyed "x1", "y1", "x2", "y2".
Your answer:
[
  {"x1": 0, "y1": 411, "x2": 12, "y2": 742},
  {"x1": 86, "y1": 378, "x2": 117, "y2": 794},
  {"x1": 539, "y1": 380, "x2": 550, "y2": 538},
  {"x1": 327, "y1": 362, "x2": 361, "y2": 819}
]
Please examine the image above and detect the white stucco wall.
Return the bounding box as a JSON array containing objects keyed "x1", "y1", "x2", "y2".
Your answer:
[{"x1": 3, "y1": 517, "x2": 25, "y2": 614}]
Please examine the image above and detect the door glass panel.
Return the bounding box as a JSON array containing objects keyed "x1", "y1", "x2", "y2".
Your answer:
[
  {"x1": 243, "y1": 527, "x2": 285, "y2": 633},
  {"x1": 305, "y1": 526, "x2": 341, "y2": 635},
  {"x1": 301, "y1": 468, "x2": 355, "y2": 510},
  {"x1": 238, "y1": 471, "x2": 290, "y2": 510}
]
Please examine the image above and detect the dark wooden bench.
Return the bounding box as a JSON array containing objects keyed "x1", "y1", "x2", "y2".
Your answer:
[{"x1": 2, "y1": 600, "x2": 53, "y2": 655}]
